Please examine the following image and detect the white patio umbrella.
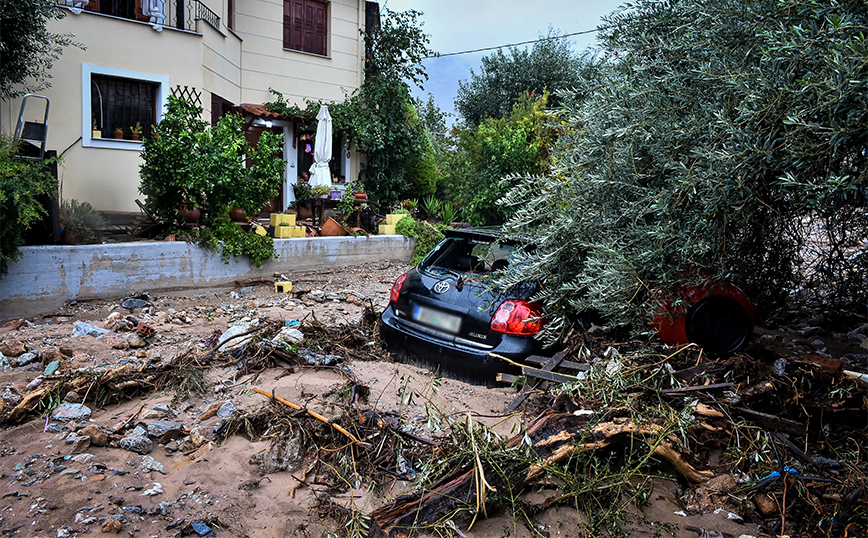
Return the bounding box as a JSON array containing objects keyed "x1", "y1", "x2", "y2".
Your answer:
[{"x1": 308, "y1": 105, "x2": 333, "y2": 188}]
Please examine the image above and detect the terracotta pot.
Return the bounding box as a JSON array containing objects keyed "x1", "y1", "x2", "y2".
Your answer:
[
  {"x1": 320, "y1": 216, "x2": 349, "y2": 237},
  {"x1": 229, "y1": 208, "x2": 247, "y2": 222},
  {"x1": 131, "y1": 134, "x2": 141, "y2": 141},
  {"x1": 179, "y1": 205, "x2": 200, "y2": 224},
  {"x1": 354, "y1": 192, "x2": 367, "y2": 201},
  {"x1": 114, "y1": 131, "x2": 124, "y2": 139}
]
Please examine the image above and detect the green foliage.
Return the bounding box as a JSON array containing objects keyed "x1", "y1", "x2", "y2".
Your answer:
[
  {"x1": 455, "y1": 29, "x2": 594, "y2": 126},
  {"x1": 197, "y1": 216, "x2": 276, "y2": 267},
  {"x1": 499, "y1": 0, "x2": 868, "y2": 343},
  {"x1": 0, "y1": 0, "x2": 81, "y2": 99},
  {"x1": 60, "y1": 199, "x2": 104, "y2": 244},
  {"x1": 450, "y1": 92, "x2": 553, "y2": 226},
  {"x1": 139, "y1": 96, "x2": 285, "y2": 225},
  {"x1": 394, "y1": 215, "x2": 447, "y2": 266},
  {"x1": 422, "y1": 195, "x2": 442, "y2": 219},
  {"x1": 0, "y1": 133, "x2": 58, "y2": 275},
  {"x1": 401, "y1": 102, "x2": 437, "y2": 199},
  {"x1": 394, "y1": 215, "x2": 419, "y2": 237}
]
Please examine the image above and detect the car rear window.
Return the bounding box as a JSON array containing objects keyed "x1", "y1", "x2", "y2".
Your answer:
[{"x1": 420, "y1": 237, "x2": 516, "y2": 277}]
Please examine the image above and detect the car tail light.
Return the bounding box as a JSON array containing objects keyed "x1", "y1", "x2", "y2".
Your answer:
[
  {"x1": 490, "y1": 300, "x2": 544, "y2": 335},
  {"x1": 390, "y1": 273, "x2": 408, "y2": 304}
]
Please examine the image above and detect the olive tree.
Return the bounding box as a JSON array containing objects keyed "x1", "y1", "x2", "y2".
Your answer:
[{"x1": 499, "y1": 0, "x2": 868, "y2": 342}]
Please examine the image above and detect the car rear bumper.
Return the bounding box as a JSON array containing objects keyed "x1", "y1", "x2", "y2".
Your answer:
[{"x1": 379, "y1": 305, "x2": 541, "y2": 386}]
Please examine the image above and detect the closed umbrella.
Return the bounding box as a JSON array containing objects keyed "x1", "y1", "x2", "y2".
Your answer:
[{"x1": 308, "y1": 105, "x2": 332, "y2": 188}]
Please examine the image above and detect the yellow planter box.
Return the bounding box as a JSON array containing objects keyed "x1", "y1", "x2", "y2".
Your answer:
[
  {"x1": 275, "y1": 281, "x2": 293, "y2": 293},
  {"x1": 291, "y1": 226, "x2": 306, "y2": 238},
  {"x1": 386, "y1": 213, "x2": 407, "y2": 225},
  {"x1": 274, "y1": 225, "x2": 294, "y2": 238},
  {"x1": 270, "y1": 214, "x2": 296, "y2": 227},
  {"x1": 379, "y1": 224, "x2": 396, "y2": 235}
]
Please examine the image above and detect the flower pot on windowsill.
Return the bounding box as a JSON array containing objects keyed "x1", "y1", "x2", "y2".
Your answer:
[
  {"x1": 113, "y1": 130, "x2": 124, "y2": 140},
  {"x1": 92, "y1": 130, "x2": 102, "y2": 139},
  {"x1": 131, "y1": 134, "x2": 141, "y2": 141}
]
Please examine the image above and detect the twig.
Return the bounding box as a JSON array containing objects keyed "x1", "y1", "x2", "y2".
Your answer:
[{"x1": 252, "y1": 388, "x2": 366, "y2": 446}]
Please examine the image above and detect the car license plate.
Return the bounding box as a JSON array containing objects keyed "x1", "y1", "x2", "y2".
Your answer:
[{"x1": 412, "y1": 304, "x2": 461, "y2": 333}]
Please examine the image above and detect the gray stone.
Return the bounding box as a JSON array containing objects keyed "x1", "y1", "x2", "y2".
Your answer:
[
  {"x1": 239, "y1": 286, "x2": 254, "y2": 295},
  {"x1": 120, "y1": 433, "x2": 153, "y2": 455},
  {"x1": 127, "y1": 334, "x2": 148, "y2": 348},
  {"x1": 15, "y1": 351, "x2": 39, "y2": 366},
  {"x1": 121, "y1": 298, "x2": 149, "y2": 309},
  {"x1": 0, "y1": 353, "x2": 9, "y2": 370},
  {"x1": 71, "y1": 321, "x2": 110, "y2": 338},
  {"x1": 847, "y1": 331, "x2": 866, "y2": 341},
  {"x1": 52, "y1": 403, "x2": 92, "y2": 422},
  {"x1": 307, "y1": 290, "x2": 326, "y2": 303},
  {"x1": 217, "y1": 401, "x2": 237, "y2": 418},
  {"x1": 140, "y1": 455, "x2": 166, "y2": 474},
  {"x1": 146, "y1": 420, "x2": 184, "y2": 441}
]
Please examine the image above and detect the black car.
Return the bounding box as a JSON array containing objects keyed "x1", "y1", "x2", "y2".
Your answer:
[{"x1": 380, "y1": 228, "x2": 544, "y2": 385}]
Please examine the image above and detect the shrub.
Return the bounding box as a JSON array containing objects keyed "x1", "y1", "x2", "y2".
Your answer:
[{"x1": 0, "y1": 134, "x2": 58, "y2": 275}]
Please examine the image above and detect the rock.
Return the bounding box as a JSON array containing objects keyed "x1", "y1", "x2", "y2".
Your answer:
[
  {"x1": 71, "y1": 321, "x2": 110, "y2": 338},
  {"x1": 190, "y1": 521, "x2": 213, "y2": 536},
  {"x1": 69, "y1": 435, "x2": 91, "y2": 453},
  {"x1": 101, "y1": 517, "x2": 123, "y2": 533},
  {"x1": 753, "y1": 493, "x2": 777, "y2": 517},
  {"x1": 80, "y1": 425, "x2": 107, "y2": 447},
  {"x1": 799, "y1": 326, "x2": 825, "y2": 337},
  {"x1": 101, "y1": 335, "x2": 129, "y2": 350},
  {"x1": 0, "y1": 340, "x2": 26, "y2": 356},
  {"x1": 25, "y1": 376, "x2": 44, "y2": 391},
  {"x1": 120, "y1": 428, "x2": 153, "y2": 454},
  {"x1": 52, "y1": 403, "x2": 92, "y2": 422},
  {"x1": 63, "y1": 391, "x2": 82, "y2": 403},
  {"x1": 70, "y1": 453, "x2": 94, "y2": 465},
  {"x1": 140, "y1": 455, "x2": 166, "y2": 474},
  {"x1": 44, "y1": 360, "x2": 61, "y2": 376},
  {"x1": 146, "y1": 420, "x2": 184, "y2": 442},
  {"x1": 140, "y1": 482, "x2": 163, "y2": 496},
  {"x1": 121, "y1": 298, "x2": 149, "y2": 309},
  {"x1": 199, "y1": 404, "x2": 219, "y2": 421},
  {"x1": 0, "y1": 353, "x2": 9, "y2": 370},
  {"x1": 126, "y1": 334, "x2": 147, "y2": 348},
  {"x1": 217, "y1": 401, "x2": 237, "y2": 418},
  {"x1": 307, "y1": 290, "x2": 326, "y2": 303},
  {"x1": 14, "y1": 351, "x2": 39, "y2": 366}
]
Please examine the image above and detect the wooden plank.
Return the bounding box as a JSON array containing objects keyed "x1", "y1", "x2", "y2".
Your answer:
[
  {"x1": 497, "y1": 373, "x2": 520, "y2": 384},
  {"x1": 521, "y1": 367, "x2": 576, "y2": 384},
  {"x1": 524, "y1": 356, "x2": 591, "y2": 372},
  {"x1": 506, "y1": 351, "x2": 568, "y2": 413}
]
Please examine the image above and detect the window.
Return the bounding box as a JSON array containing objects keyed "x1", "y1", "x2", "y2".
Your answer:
[
  {"x1": 82, "y1": 64, "x2": 169, "y2": 149},
  {"x1": 283, "y1": 0, "x2": 328, "y2": 56}
]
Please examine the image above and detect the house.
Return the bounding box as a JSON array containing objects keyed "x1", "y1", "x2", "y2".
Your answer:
[{"x1": 1, "y1": 0, "x2": 378, "y2": 221}]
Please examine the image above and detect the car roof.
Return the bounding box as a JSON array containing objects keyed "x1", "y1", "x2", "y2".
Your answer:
[{"x1": 443, "y1": 227, "x2": 526, "y2": 246}]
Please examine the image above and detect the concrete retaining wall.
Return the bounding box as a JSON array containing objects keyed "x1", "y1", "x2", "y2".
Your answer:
[{"x1": 0, "y1": 236, "x2": 415, "y2": 320}]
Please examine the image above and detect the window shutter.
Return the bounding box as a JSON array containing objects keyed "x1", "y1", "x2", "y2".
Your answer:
[
  {"x1": 312, "y1": 1, "x2": 326, "y2": 56},
  {"x1": 283, "y1": 0, "x2": 327, "y2": 55}
]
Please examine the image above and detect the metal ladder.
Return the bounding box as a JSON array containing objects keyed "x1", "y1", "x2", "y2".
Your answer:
[{"x1": 13, "y1": 94, "x2": 50, "y2": 161}]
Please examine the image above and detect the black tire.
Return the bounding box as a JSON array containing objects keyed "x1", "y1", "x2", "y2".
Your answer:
[{"x1": 685, "y1": 295, "x2": 752, "y2": 354}]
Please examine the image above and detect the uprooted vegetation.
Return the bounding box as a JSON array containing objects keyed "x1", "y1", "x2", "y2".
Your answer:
[{"x1": 1, "y1": 306, "x2": 866, "y2": 538}]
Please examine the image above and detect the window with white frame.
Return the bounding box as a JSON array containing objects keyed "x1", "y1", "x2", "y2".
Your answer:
[{"x1": 82, "y1": 64, "x2": 169, "y2": 149}]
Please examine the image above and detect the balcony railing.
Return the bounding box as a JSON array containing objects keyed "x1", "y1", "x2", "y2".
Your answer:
[{"x1": 62, "y1": 0, "x2": 220, "y2": 33}]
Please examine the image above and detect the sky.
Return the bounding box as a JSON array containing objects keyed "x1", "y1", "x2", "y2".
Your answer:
[{"x1": 382, "y1": 0, "x2": 626, "y2": 121}]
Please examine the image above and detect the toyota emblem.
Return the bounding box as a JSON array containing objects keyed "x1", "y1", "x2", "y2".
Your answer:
[{"x1": 433, "y1": 281, "x2": 450, "y2": 294}]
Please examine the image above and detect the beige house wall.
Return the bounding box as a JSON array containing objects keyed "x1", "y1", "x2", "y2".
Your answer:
[{"x1": 1, "y1": 0, "x2": 365, "y2": 214}]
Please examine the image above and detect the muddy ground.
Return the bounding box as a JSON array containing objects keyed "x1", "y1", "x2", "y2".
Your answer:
[{"x1": 1, "y1": 260, "x2": 866, "y2": 538}]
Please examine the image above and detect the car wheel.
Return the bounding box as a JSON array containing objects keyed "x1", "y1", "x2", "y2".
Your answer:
[{"x1": 685, "y1": 295, "x2": 752, "y2": 354}]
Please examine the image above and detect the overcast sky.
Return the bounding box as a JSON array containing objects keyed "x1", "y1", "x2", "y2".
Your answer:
[{"x1": 381, "y1": 0, "x2": 625, "y2": 120}]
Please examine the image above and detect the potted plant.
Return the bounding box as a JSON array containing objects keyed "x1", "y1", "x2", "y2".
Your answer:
[
  {"x1": 113, "y1": 127, "x2": 124, "y2": 140},
  {"x1": 60, "y1": 199, "x2": 105, "y2": 244},
  {"x1": 92, "y1": 121, "x2": 102, "y2": 139},
  {"x1": 130, "y1": 122, "x2": 143, "y2": 141},
  {"x1": 311, "y1": 185, "x2": 331, "y2": 198}
]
